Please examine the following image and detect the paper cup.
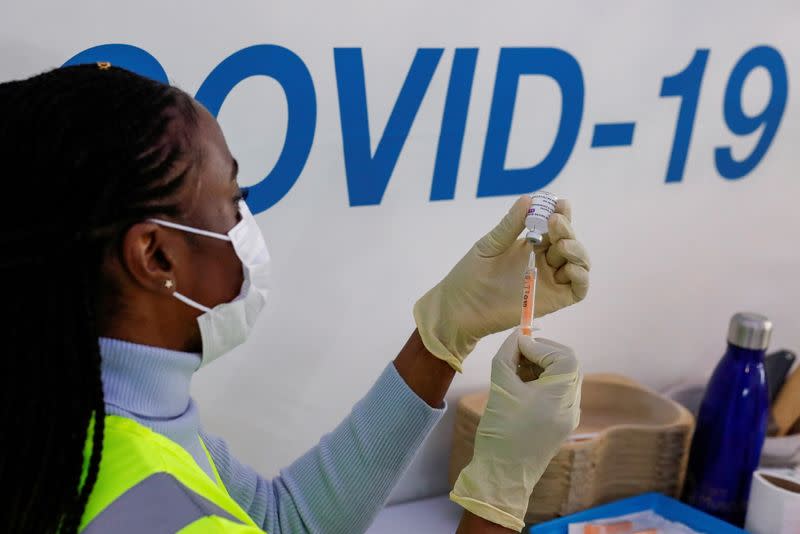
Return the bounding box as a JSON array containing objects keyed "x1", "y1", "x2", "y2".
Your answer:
[{"x1": 745, "y1": 468, "x2": 800, "y2": 534}]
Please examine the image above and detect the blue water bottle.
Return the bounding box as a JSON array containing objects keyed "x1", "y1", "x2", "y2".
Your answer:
[{"x1": 684, "y1": 312, "x2": 772, "y2": 525}]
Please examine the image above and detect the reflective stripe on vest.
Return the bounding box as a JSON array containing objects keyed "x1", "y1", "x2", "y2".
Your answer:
[
  {"x1": 83, "y1": 472, "x2": 244, "y2": 534},
  {"x1": 80, "y1": 416, "x2": 264, "y2": 533}
]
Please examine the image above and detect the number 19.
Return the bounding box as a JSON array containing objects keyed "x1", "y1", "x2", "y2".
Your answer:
[{"x1": 660, "y1": 46, "x2": 788, "y2": 183}]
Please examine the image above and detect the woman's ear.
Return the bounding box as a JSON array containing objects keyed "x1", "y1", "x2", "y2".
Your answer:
[{"x1": 119, "y1": 222, "x2": 182, "y2": 294}]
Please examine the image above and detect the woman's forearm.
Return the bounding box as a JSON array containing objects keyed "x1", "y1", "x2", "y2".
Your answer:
[
  {"x1": 457, "y1": 511, "x2": 517, "y2": 534},
  {"x1": 203, "y1": 359, "x2": 444, "y2": 533},
  {"x1": 393, "y1": 329, "x2": 455, "y2": 408}
]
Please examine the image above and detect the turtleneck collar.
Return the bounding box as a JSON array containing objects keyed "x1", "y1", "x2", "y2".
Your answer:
[{"x1": 99, "y1": 337, "x2": 201, "y2": 419}]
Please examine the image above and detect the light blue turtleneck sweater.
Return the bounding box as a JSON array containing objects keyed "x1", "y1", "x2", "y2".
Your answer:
[{"x1": 99, "y1": 338, "x2": 444, "y2": 533}]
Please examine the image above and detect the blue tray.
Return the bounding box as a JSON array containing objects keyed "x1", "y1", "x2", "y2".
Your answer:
[{"x1": 528, "y1": 493, "x2": 747, "y2": 533}]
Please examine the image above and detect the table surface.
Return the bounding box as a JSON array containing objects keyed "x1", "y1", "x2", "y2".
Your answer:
[{"x1": 366, "y1": 495, "x2": 463, "y2": 533}]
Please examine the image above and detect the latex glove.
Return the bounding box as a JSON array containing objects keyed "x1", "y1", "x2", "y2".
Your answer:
[
  {"x1": 413, "y1": 196, "x2": 590, "y2": 371},
  {"x1": 450, "y1": 331, "x2": 582, "y2": 531}
]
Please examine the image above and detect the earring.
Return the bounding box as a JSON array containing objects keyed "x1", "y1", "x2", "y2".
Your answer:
[{"x1": 164, "y1": 280, "x2": 174, "y2": 289}]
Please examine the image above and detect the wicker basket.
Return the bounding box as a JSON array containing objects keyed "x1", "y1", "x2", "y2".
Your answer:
[{"x1": 448, "y1": 374, "x2": 696, "y2": 525}]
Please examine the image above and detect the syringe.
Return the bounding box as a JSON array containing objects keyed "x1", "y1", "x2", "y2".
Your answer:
[
  {"x1": 518, "y1": 250, "x2": 544, "y2": 382},
  {"x1": 519, "y1": 250, "x2": 537, "y2": 336}
]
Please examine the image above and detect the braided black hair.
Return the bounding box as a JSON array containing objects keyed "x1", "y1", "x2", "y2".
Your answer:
[{"x1": 0, "y1": 64, "x2": 198, "y2": 533}]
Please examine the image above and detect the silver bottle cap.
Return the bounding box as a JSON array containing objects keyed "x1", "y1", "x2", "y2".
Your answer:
[{"x1": 727, "y1": 312, "x2": 772, "y2": 350}]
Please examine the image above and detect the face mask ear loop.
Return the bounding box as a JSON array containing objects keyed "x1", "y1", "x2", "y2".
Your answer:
[
  {"x1": 148, "y1": 218, "x2": 233, "y2": 241},
  {"x1": 173, "y1": 291, "x2": 213, "y2": 313},
  {"x1": 148, "y1": 218, "x2": 238, "y2": 315}
]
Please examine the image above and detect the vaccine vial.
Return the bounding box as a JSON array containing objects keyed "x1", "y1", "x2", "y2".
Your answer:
[{"x1": 525, "y1": 191, "x2": 558, "y2": 244}]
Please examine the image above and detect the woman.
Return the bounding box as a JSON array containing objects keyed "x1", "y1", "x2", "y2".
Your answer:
[{"x1": 0, "y1": 64, "x2": 589, "y2": 533}]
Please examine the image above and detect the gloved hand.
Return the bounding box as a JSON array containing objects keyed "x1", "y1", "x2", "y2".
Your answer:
[
  {"x1": 450, "y1": 331, "x2": 582, "y2": 531},
  {"x1": 414, "y1": 195, "x2": 590, "y2": 371}
]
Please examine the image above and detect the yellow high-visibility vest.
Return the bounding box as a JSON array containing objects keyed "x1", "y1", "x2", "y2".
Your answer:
[{"x1": 79, "y1": 415, "x2": 266, "y2": 533}]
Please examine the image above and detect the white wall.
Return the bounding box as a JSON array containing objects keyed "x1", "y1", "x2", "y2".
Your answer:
[{"x1": 2, "y1": 0, "x2": 798, "y2": 503}]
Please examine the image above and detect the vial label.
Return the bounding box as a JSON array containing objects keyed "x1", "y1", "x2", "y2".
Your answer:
[{"x1": 527, "y1": 191, "x2": 558, "y2": 219}]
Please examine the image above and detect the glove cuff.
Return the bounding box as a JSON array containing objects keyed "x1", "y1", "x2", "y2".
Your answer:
[
  {"x1": 450, "y1": 493, "x2": 525, "y2": 532},
  {"x1": 413, "y1": 288, "x2": 476, "y2": 373},
  {"x1": 451, "y1": 460, "x2": 532, "y2": 531}
]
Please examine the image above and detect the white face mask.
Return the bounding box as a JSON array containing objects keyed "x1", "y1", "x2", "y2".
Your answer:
[{"x1": 149, "y1": 200, "x2": 270, "y2": 366}]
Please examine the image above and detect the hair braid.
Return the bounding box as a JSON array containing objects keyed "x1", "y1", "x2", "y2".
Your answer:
[{"x1": 0, "y1": 64, "x2": 198, "y2": 533}]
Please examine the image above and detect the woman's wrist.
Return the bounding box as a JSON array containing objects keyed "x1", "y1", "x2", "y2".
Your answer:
[
  {"x1": 456, "y1": 510, "x2": 518, "y2": 534},
  {"x1": 393, "y1": 329, "x2": 455, "y2": 408}
]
